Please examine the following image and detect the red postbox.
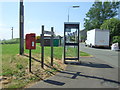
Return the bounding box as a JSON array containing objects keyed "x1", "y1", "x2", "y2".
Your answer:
[{"x1": 25, "y1": 33, "x2": 36, "y2": 49}]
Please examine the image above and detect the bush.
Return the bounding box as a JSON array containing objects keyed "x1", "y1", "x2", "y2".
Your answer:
[
  {"x1": 0, "y1": 38, "x2": 20, "y2": 44},
  {"x1": 112, "y1": 36, "x2": 120, "y2": 43}
]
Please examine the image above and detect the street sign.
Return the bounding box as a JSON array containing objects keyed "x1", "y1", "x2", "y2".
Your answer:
[
  {"x1": 44, "y1": 31, "x2": 54, "y2": 35},
  {"x1": 41, "y1": 26, "x2": 54, "y2": 68}
]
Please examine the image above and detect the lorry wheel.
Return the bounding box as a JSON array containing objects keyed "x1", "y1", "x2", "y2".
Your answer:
[{"x1": 90, "y1": 44, "x2": 93, "y2": 48}]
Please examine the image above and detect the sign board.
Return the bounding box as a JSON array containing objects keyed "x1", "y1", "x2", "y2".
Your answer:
[
  {"x1": 44, "y1": 31, "x2": 54, "y2": 35},
  {"x1": 64, "y1": 22, "x2": 79, "y2": 29}
]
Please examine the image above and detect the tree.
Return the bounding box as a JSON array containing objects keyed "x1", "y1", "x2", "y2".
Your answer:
[
  {"x1": 100, "y1": 18, "x2": 120, "y2": 44},
  {"x1": 84, "y1": 1, "x2": 120, "y2": 30}
]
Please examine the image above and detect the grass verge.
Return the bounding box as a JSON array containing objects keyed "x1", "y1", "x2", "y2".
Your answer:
[{"x1": 1, "y1": 43, "x2": 90, "y2": 88}]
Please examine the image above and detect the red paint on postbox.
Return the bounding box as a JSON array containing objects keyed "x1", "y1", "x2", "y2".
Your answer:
[{"x1": 25, "y1": 33, "x2": 36, "y2": 49}]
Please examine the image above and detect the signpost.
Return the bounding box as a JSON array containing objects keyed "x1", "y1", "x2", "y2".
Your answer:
[
  {"x1": 41, "y1": 25, "x2": 54, "y2": 68},
  {"x1": 51, "y1": 27, "x2": 54, "y2": 66},
  {"x1": 41, "y1": 25, "x2": 44, "y2": 68}
]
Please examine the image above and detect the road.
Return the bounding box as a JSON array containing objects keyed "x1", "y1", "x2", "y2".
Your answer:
[{"x1": 80, "y1": 43, "x2": 119, "y2": 68}]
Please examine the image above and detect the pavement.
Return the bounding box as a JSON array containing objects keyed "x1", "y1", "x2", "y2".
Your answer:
[{"x1": 27, "y1": 56, "x2": 120, "y2": 88}]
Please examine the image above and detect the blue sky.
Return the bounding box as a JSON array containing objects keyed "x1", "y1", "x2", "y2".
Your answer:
[{"x1": 1, "y1": 2, "x2": 94, "y2": 40}]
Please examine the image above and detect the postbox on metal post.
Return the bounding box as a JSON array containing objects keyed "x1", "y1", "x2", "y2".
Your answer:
[{"x1": 25, "y1": 33, "x2": 36, "y2": 72}]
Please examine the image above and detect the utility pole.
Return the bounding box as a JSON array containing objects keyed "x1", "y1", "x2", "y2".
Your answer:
[
  {"x1": 19, "y1": 0, "x2": 24, "y2": 55},
  {"x1": 11, "y1": 27, "x2": 13, "y2": 39}
]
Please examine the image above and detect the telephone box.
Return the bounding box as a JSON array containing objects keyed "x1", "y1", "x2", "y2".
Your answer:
[
  {"x1": 25, "y1": 33, "x2": 36, "y2": 49},
  {"x1": 64, "y1": 22, "x2": 80, "y2": 63}
]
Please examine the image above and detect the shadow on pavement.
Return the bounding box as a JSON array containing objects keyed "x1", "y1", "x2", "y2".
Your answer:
[
  {"x1": 65, "y1": 61, "x2": 113, "y2": 68},
  {"x1": 58, "y1": 71, "x2": 120, "y2": 85},
  {"x1": 93, "y1": 46, "x2": 111, "y2": 49},
  {"x1": 43, "y1": 79, "x2": 65, "y2": 86}
]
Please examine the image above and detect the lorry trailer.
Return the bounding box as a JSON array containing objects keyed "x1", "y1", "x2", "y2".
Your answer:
[{"x1": 85, "y1": 29, "x2": 110, "y2": 47}]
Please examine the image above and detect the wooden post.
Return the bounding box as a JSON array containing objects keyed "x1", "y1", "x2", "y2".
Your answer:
[
  {"x1": 41, "y1": 25, "x2": 44, "y2": 68},
  {"x1": 51, "y1": 27, "x2": 54, "y2": 66}
]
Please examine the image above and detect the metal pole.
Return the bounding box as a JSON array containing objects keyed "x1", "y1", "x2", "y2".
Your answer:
[
  {"x1": 11, "y1": 27, "x2": 13, "y2": 39},
  {"x1": 19, "y1": 0, "x2": 24, "y2": 55},
  {"x1": 29, "y1": 49, "x2": 31, "y2": 72},
  {"x1": 41, "y1": 25, "x2": 44, "y2": 68},
  {"x1": 67, "y1": 5, "x2": 80, "y2": 22},
  {"x1": 68, "y1": 8, "x2": 70, "y2": 22},
  {"x1": 51, "y1": 27, "x2": 54, "y2": 66}
]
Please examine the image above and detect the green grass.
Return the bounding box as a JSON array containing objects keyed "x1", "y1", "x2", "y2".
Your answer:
[
  {"x1": 2, "y1": 44, "x2": 90, "y2": 75},
  {"x1": 1, "y1": 43, "x2": 90, "y2": 88},
  {"x1": 2, "y1": 44, "x2": 19, "y2": 55}
]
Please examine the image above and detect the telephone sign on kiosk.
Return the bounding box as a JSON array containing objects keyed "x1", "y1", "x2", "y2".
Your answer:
[{"x1": 25, "y1": 33, "x2": 36, "y2": 49}]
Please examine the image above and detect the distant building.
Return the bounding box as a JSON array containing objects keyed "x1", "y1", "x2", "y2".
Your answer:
[{"x1": 80, "y1": 29, "x2": 87, "y2": 42}]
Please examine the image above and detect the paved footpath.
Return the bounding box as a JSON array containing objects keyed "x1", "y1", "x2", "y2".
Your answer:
[{"x1": 27, "y1": 57, "x2": 120, "y2": 88}]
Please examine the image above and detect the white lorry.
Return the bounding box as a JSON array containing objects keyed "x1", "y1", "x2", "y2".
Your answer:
[{"x1": 85, "y1": 29, "x2": 110, "y2": 47}]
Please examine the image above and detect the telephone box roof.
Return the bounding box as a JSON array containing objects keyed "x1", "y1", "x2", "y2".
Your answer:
[{"x1": 64, "y1": 22, "x2": 80, "y2": 24}]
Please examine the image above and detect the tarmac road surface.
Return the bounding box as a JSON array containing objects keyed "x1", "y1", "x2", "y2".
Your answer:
[{"x1": 80, "y1": 43, "x2": 119, "y2": 68}]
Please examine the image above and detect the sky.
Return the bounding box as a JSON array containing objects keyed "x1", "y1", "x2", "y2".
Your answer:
[
  {"x1": 0, "y1": 1, "x2": 95, "y2": 40},
  {"x1": 0, "y1": 1, "x2": 119, "y2": 40}
]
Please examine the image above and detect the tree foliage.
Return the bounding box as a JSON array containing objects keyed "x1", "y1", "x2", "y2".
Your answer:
[
  {"x1": 84, "y1": 1, "x2": 120, "y2": 30},
  {"x1": 100, "y1": 18, "x2": 120, "y2": 43}
]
